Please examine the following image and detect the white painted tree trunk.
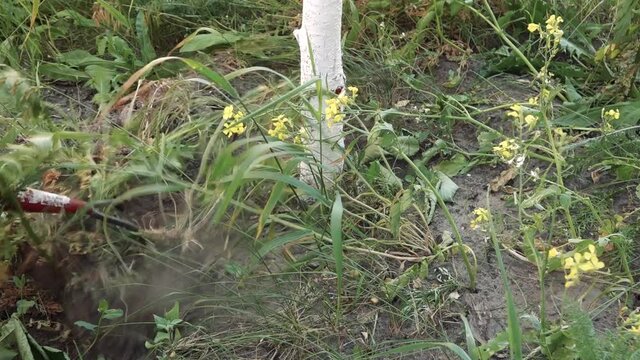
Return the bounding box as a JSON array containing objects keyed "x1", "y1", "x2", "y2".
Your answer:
[{"x1": 294, "y1": 0, "x2": 345, "y2": 186}]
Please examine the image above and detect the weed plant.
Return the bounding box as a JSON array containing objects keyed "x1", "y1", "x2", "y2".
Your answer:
[{"x1": 1, "y1": 0, "x2": 639, "y2": 359}]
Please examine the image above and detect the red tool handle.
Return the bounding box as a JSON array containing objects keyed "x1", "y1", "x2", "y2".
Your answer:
[
  {"x1": 17, "y1": 188, "x2": 88, "y2": 214},
  {"x1": 15, "y1": 188, "x2": 140, "y2": 232}
]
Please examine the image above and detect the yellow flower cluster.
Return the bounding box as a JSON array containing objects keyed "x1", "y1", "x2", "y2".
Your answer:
[
  {"x1": 601, "y1": 108, "x2": 620, "y2": 133},
  {"x1": 267, "y1": 115, "x2": 308, "y2": 144},
  {"x1": 268, "y1": 115, "x2": 292, "y2": 141},
  {"x1": 493, "y1": 139, "x2": 520, "y2": 162},
  {"x1": 528, "y1": 15, "x2": 564, "y2": 44},
  {"x1": 623, "y1": 308, "x2": 640, "y2": 335},
  {"x1": 506, "y1": 104, "x2": 523, "y2": 118},
  {"x1": 560, "y1": 244, "x2": 605, "y2": 288},
  {"x1": 506, "y1": 103, "x2": 538, "y2": 129},
  {"x1": 602, "y1": 108, "x2": 620, "y2": 121},
  {"x1": 222, "y1": 105, "x2": 246, "y2": 138},
  {"x1": 470, "y1": 208, "x2": 490, "y2": 230},
  {"x1": 325, "y1": 86, "x2": 358, "y2": 128}
]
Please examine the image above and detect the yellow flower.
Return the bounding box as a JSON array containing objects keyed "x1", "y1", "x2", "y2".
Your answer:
[
  {"x1": 470, "y1": 208, "x2": 490, "y2": 230},
  {"x1": 325, "y1": 98, "x2": 344, "y2": 127},
  {"x1": 223, "y1": 105, "x2": 234, "y2": 120},
  {"x1": 325, "y1": 88, "x2": 357, "y2": 127},
  {"x1": 337, "y1": 93, "x2": 352, "y2": 106},
  {"x1": 548, "y1": 247, "x2": 560, "y2": 258},
  {"x1": 524, "y1": 114, "x2": 538, "y2": 129},
  {"x1": 506, "y1": 104, "x2": 522, "y2": 119},
  {"x1": 528, "y1": 23, "x2": 540, "y2": 33},
  {"x1": 267, "y1": 115, "x2": 291, "y2": 141},
  {"x1": 329, "y1": 113, "x2": 346, "y2": 128},
  {"x1": 222, "y1": 121, "x2": 246, "y2": 138},
  {"x1": 562, "y1": 244, "x2": 605, "y2": 288},
  {"x1": 233, "y1": 111, "x2": 245, "y2": 121},
  {"x1": 545, "y1": 15, "x2": 564, "y2": 32},
  {"x1": 545, "y1": 15, "x2": 564, "y2": 42},
  {"x1": 541, "y1": 89, "x2": 551, "y2": 100},
  {"x1": 493, "y1": 139, "x2": 519, "y2": 162},
  {"x1": 603, "y1": 109, "x2": 620, "y2": 121},
  {"x1": 623, "y1": 308, "x2": 640, "y2": 334},
  {"x1": 528, "y1": 97, "x2": 539, "y2": 105}
]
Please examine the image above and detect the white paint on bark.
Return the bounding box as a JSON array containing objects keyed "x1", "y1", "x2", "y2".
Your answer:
[{"x1": 294, "y1": 0, "x2": 345, "y2": 186}]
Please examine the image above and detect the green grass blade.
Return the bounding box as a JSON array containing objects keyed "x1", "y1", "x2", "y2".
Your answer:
[
  {"x1": 375, "y1": 341, "x2": 473, "y2": 360},
  {"x1": 136, "y1": 11, "x2": 157, "y2": 63},
  {"x1": 258, "y1": 229, "x2": 313, "y2": 258},
  {"x1": 330, "y1": 192, "x2": 344, "y2": 317},
  {"x1": 461, "y1": 315, "x2": 479, "y2": 360},
  {"x1": 486, "y1": 200, "x2": 522, "y2": 359},
  {"x1": 111, "y1": 183, "x2": 187, "y2": 204},
  {"x1": 256, "y1": 160, "x2": 299, "y2": 238},
  {"x1": 181, "y1": 58, "x2": 238, "y2": 98}
]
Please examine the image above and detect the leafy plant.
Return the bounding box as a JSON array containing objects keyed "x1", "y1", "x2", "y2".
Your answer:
[
  {"x1": 145, "y1": 302, "x2": 183, "y2": 358},
  {"x1": 74, "y1": 299, "x2": 123, "y2": 356}
]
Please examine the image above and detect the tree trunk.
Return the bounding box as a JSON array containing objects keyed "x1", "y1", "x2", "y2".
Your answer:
[{"x1": 294, "y1": 0, "x2": 345, "y2": 186}]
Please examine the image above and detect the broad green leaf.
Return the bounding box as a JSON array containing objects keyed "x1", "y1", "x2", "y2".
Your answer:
[
  {"x1": 437, "y1": 172, "x2": 459, "y2": 202},
  {"x1": 559, "y1": 38, "x2": 590, "y2": 59},
  {"x1": 15, "y1": 300, "x2": 35, "y2": 317},
  {"x1": 477, "y1": 131, "x2": 501, "y2": 152},
  {"x1": 377, "y1": 163, "x2": 402, "y2": 194},
  {"x1": 165, "y1": 302, "x2": 180, "y2": 322},
  {"x1": 56, "y1": 50, "x2": 109, "y2": 67},
  {"x1": 152, "y1": 330, "x2": 170, "y2": 344},
  {"x1": 85, "y1": 65, "x2": 115, "y2": 103},
  {"x1": 477, "y1": 330, "x2": 510, "y2": 360},
  {"x1": 102, "y1": 308, "x2": 123, "y2": 320},
  {"x1": 362, "y1": 143, "x2": 385, "y2": 163},
  {"x1": 180, "y1": 32, "x2": 243, "y2": 53},
  {"x1": 40, "y1": 346, "x2": 70, "y2": 360},
  {"x1": 73, "y1": 321, "x2": 97, "y2": 332},
  {"x1": 434, "y1": 153, "x2": 470, "y2": 176},
  {"x1": 38, "y1": 63, "x2": 89, "y2": 81},
  {"x1": 6, "y1": 318, "x2": 33, "y2": 360},
  {"x1": 564, "y1": 77, "x2": 582, "y2": 103},
  {"x1": 392, "y1": 135, "x2": 420, "y2": 156}
]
